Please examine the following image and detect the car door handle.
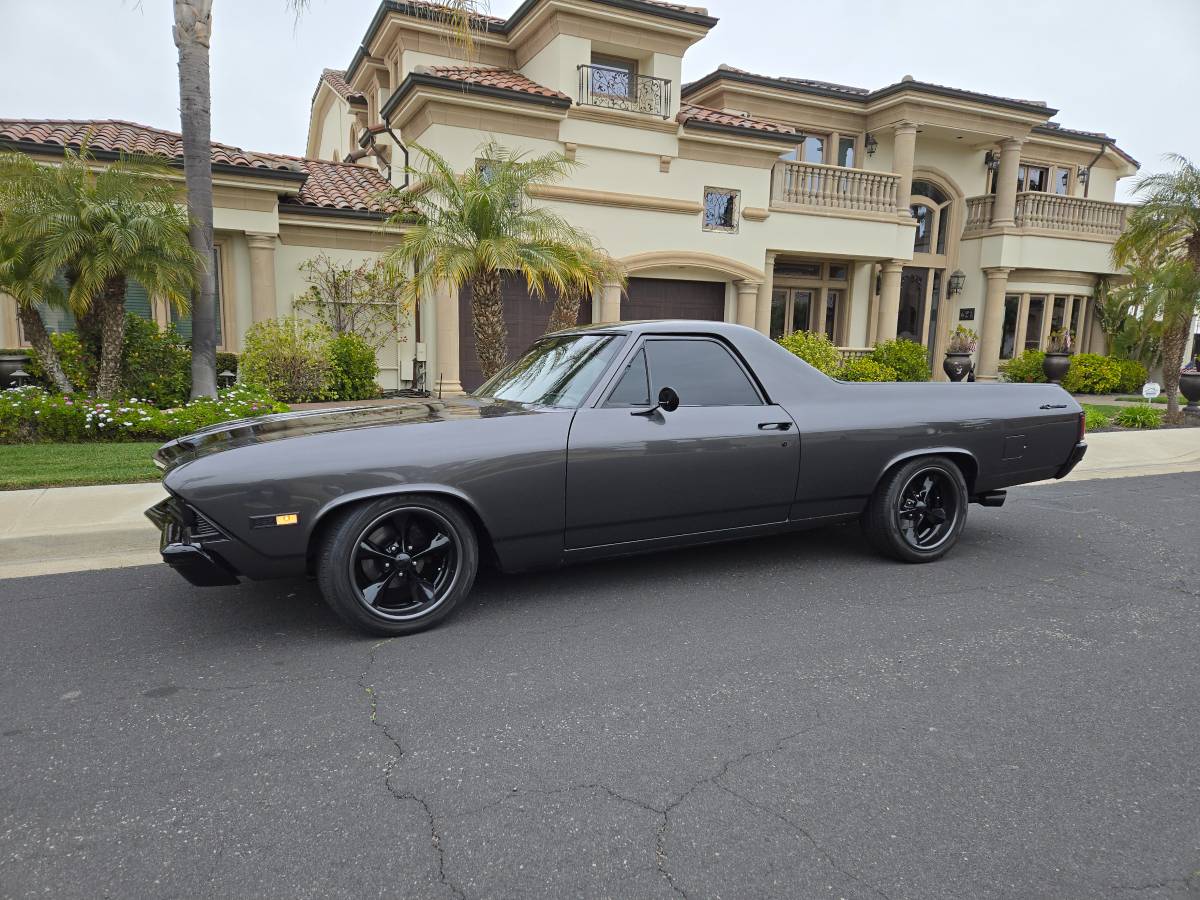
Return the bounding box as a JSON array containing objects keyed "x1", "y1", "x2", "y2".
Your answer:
[{"x1": 758, "y1": 421, "x2": 793, "y2": 431}]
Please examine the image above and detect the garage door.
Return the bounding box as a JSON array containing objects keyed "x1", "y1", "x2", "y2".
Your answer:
[
  {"x1": 458, "y1": 274, "x2": 592, "y2": 392},
  {"x1": 622, "y1": 277, "x2": 725, "y2": 322}
]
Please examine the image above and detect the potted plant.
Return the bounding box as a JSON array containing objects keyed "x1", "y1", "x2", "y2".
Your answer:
[
  {"x1": 0, "y1": 349, "x2": 31, "y2": 389},
  {"x1": 943, "y1": 326, "x2": 977, "y2": 382},
  {"x1": 1181, "y1": 359, "x2": 1200, "y2": 416},
  {"x1": 1042, "y1": 330, "x2": 1072, "y2": 383}
]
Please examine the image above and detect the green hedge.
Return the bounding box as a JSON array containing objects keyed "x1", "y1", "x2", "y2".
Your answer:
[
  {"x1": 840, "y1": 357, "x2": 897, "y2": 382},
  {"x1": 869, "y1": 339, "x2": 930, "y2": 382},
  {"x1": 776, "y1": 330, "x2": 841, "y2": 376},
  {"x1": 999, "y1": 349, "x2": 1047, "y2": 383},
  {"x1": 239, "y1": 317, "x2": 380, "y2": 403},
  {"x1": 0, "y1": 384, "x2": 288, "y2": 444}
]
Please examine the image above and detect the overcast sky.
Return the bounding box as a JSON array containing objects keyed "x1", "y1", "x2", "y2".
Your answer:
[{"x1": 1, "y1": 0, "x2": 1196, "y2": 200}]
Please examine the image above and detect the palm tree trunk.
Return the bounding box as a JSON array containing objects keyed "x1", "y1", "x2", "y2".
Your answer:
[
  {"x1": 1161, "y1": 320, "x2": 1188, "y2": 424},
  {"x1": 93, "y1": 275, "x2": 128, "y2": 400},
  {"x1": 174, "y1": 0, "x2": 218, "y2": 400},
  {"x1": 471, "y1": 268, "x2": 508, "y2": 379},
  {"x1": 16, "y1": 305, "x2": 74, "y2": 393},
  {"x1": 545, "y1": 286, "x2": 587, "y2": 334}
]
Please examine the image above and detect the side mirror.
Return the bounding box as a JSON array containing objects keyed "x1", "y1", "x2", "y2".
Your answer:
[{"x1": 631, "y1": 385, "x2": 681, "y2": 417}]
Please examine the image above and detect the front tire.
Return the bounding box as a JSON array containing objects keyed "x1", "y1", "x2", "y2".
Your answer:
[
  {"x1": 316, "y1": 494, "x2": 479, "y2": 636},
  {"x1": 863, "y1": 456, "x2": 968, "y2": 563}
]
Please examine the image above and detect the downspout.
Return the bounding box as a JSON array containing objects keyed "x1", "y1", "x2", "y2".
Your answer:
[
  {"x1": 1082, "y1": 141, "x2": 1107, "y2": 198},
  {"x1": 381, "y1": 114, "x2": 409, "y2": 190}
]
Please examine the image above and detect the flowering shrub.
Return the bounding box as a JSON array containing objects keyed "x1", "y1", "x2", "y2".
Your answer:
[
  {"x1": 776, "y1": 330, "x2": 841, "y2": 376},
  {"x1": 0, "y1": 384, "x2": 287, "y2": 444}
]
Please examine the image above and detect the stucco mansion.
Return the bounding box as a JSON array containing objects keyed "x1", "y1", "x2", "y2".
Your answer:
[{"x1": 1, "y1": 0, "x2": 1140, "y2": 390}]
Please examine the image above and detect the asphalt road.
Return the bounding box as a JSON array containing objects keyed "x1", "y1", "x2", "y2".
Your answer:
[{"x1": 2, "y1": 473, "x2": 1199, "y2": 900}]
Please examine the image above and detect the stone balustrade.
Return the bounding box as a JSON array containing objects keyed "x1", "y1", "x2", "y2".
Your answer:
[
  {"x1": 964, "y1": 191, "x2": 1130, "y2": 238},
  {"x1": 771, "y1": 161, "x2": 900, "y2": 215}
]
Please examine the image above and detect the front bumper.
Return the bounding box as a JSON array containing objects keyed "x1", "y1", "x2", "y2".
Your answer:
[
  {"x1": 1055, "y1": 441, "x2": 1088, "y2": 479},
  {"x1": 145, "y1": 497, "x2": 240, "y2": 587}
]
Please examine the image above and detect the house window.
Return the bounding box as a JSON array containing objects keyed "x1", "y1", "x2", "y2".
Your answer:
[
  {"x1": 837, "y1": 137, "x2": 856, "y2": 168},
  {"x1": 703, "y1": 187, "x2": 739, "y2": 232},
  {"x1": 1018, "y1": 164, "x2": 1049, "y2": 192},
  {"x1": 1000, "y1": 294, "x2": 1020, "y2": 360},
  {"x1": 29, "y1": 273, "x2": 154, "y2": 337},
  {"x1": 589, "y1": 55, "x2": 636, "y2": 99},
  {"x1": 828, "y1": 264, "x2": 848, "y2": 280},
  {"x1": 1054, "y1": 166, "x2": 1072, "y2": 195}
]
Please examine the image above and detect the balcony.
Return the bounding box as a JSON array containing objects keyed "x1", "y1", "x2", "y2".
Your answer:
[
  {"x1": 770, "y1": 161, "x2": 901, "y2": 216},
  {"x1": 577, "y1": 64, "x2": 671, "y2": 119},
  {"x1": 963, "y1": 192, "x2": 1130, "y2": 239}
]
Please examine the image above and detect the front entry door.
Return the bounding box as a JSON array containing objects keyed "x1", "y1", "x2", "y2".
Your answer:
[{"x1": 565, "y1": 336, "x2": 800, "y2": 550}]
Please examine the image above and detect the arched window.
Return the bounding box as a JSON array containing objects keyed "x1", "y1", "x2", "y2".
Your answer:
[{"x1": 910, "y1": 180, "x2": 954, "y2": 256}]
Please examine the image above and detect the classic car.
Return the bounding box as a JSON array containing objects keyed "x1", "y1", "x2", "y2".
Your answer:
[{"x1": 147, "y1": 320, "x2": 1086, "y2": 635}]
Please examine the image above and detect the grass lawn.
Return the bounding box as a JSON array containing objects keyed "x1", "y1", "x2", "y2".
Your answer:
[
  {"x1": 0, "y1": 442, "x2": 162, "y2": 490},
  {"x1": 1081, "y1": 403, "x2": 1123, "y2": 417}
]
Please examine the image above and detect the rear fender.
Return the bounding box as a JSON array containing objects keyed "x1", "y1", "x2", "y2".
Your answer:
[{"x1": 876, "y1": 447, "x2": 979, "y2": 494}]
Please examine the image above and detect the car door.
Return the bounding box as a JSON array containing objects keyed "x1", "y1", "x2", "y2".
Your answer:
[{"x1": 564, "y1": 335, "x2": 800, "y2": 550}]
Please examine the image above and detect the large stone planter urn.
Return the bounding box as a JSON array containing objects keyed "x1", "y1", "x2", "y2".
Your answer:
[
  {"x1": 943, "y1": 352, "x2": 974, "y2": 383},
  {"x1": 1180, "y1": 371, "x2": 1200, "y2": 416},
  {"x1": 1042, "y1": 352, "x2": 1071, "y2": 384},
  {"x1": 0, "y1": 352, "x2": 30, "y2": 389}
]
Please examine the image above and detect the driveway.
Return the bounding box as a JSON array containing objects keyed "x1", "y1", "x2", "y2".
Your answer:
[{"x1": 1, "y1": 473, "x2": 1198, "y2": 899}]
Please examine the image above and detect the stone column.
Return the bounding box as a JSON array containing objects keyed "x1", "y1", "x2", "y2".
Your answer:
[
  {"x1": 875, "y1": 260, "x2": 904, "y2": 343},
  {"x1": 754, "y1": 251, "x2": 776, "y2": 335},
  {"x1": 599, "y1": 280, "x2": 622, "y2": 323},
  {"x1": 245, "y1": 232, "x2": 278, "y2": 323},
  {"x1": 992, "y1": 138, "x2": 1024, "y2": 228},
  {"x1": 892, "y1": 122, "x2": 918, "y2": 215},
  {"x1": 433, "y1": 281, "x2": 463, "y2": 396},
  {"x1": 736, "y1": 280, "x2": 759, "y2": 328},
  {"x1": 976, "y1": 267, "x2": 1014, "y2": 381}
]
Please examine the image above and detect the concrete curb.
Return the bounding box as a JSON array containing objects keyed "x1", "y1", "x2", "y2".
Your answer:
[{"x1": 0, "y1": 430, "x2": 1195, "y2": 580}]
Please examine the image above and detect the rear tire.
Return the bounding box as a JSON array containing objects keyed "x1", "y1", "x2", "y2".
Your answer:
[
  {"x1": 863, "y1": 456, "x2": 968, "y2": 563},
  {"x1": 316, "y1": 494, "x2": 479, "y2": 636}
]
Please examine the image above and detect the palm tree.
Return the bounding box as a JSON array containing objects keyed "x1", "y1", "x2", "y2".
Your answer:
[
  {"x1": 171, "y1": 0, "x2": 482, "y2": 398},
  {"x1": 0, "y1": 147, "x2": 198, "y2": 399},
  {"x1": 0, "y1": 231, "x2": 74, "y2": 393},
  {"x1": 386, "y1": 142, "x2": 622, "y2": 379},
  {"x1": 1114, "y1": 154, "x2": 1200, "y2": 422}
]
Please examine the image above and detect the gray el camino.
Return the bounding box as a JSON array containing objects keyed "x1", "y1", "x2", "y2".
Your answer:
[{"x1": 147, "y1": 320, "x2": 1087, "y2": 635}]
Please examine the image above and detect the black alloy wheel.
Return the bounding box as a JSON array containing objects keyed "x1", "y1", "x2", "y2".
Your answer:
[
  {"x1": 895, "y1": 468, "x2": 958, "y2": 551},
  {"x1": 351, "y1": 508, "x2": 459, "y2": 621},
  {"x1": 863, "y1": 455, "x2": 968, "y2": 563},
  {"x1": 317, "y1": 495, "x2": 479, "y2": 636}
]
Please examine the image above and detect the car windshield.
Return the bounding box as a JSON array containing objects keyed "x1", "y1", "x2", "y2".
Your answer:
[{"x1": 473, "y1": 334, "x2": 619, "y2": 408}]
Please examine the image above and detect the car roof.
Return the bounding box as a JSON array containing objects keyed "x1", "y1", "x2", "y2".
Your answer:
[{"x1": 549, "y1": 320, "x2": 753, "y2": 338}]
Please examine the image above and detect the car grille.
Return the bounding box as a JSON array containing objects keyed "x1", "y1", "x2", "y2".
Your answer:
[{"x1": 189, "y1": 512, "x2": 223, "y2": 541}]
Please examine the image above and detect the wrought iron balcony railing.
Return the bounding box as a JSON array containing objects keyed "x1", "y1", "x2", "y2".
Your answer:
[{"x1": 577, "y1": 64, "x2": 672, "y2": 119}]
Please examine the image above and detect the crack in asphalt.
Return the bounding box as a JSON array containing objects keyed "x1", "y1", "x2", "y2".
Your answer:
[
  {"x1": 359, "y1": 639, "x2": 465, "y2": 900},
  {"x1": 1113, "y1": 872, "x2": 1199, "y2": 893}
]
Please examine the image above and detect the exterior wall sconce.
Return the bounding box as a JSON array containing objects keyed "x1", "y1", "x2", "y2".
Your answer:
[
  {"x1": 1077, "y1": 167, "x2": 1089, "y2": 185},
  {"x1": 983, "y1": 150, "x2": 1000, "y2": 172},
  {"x1": 864, "y1": 133, "x2": 878, "y2": 157},
  {"x1": 948, "y1": 270, "x2": 966, "y2": 295},
  {"x1": 218, "y1": 369, "x2": 237, "y2": 389}
]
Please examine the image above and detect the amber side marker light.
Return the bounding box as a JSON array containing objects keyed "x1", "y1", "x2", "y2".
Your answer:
[{"x1": 275, "y1": 513, "x2": 299, "y2": 526}]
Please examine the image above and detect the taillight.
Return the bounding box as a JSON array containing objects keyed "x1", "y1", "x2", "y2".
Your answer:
[{"x1": 1078, "y1": 411, "x2": 1086, "y2": 441}]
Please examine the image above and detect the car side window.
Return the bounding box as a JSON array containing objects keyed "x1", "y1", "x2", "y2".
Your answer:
[
  {"x1": 645, "y1": 338, "x2": 762, "y2": 407},
  {"x1": 604, "y1": 347, "x2": 651, "y2": 407}
]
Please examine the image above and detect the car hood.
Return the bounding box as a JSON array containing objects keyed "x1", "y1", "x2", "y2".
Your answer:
[{"x1": 154, "y1": 395, "x2": 548, "y2": 473}]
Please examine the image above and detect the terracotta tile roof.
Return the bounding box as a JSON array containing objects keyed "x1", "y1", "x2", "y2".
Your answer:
[
  {"x1": 713, "y1": 64, "x2": 868, "y2": 97},
  {"x1": 0, "y1": 118, "x2": 300, "y2": 173},
  {"x1": 1035, "y1": 122, "x2": 1139, "y2": 168},
  {"x1": 677, "y1": 103, "x2": 796, "y2": 137},
  {"x1": 688, "y1": 66, "x2": 1052, "y2": 112},
  {"x1": 386, "y1": 0, "x2": 507, "y2": 28},
  {"x1": 314, "y1": 68, "x2": 366, "y2": 106},
  {"x1": 419, "y1": 65, "x2": 570, "y2": 101},
  {"x1": 0, "y1": 119, "x2": 400, "y2": 215}
]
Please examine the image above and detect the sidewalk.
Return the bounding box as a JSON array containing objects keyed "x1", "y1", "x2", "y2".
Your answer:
[{"x1": 0, "y1": 429, "x2": 1196, "y2": 581}]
